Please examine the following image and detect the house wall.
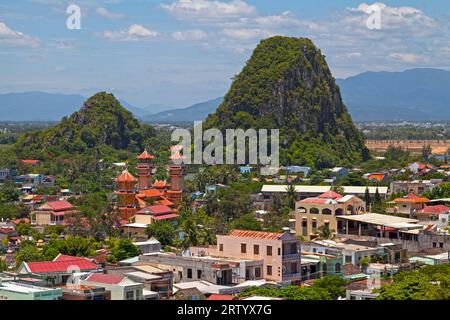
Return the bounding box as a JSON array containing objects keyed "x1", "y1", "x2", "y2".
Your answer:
[
  {"x1": 295, "y1": 198, "x2": 366, "y2": 239},
  {"x1": 216, "y1": 235, "x2": 283, "y2": 282},
  {"x1": 135, "y1": 215, "x2": 152, "y2": 225},
  {"x1": 33, "y1": 212, "x2": 51, "y2": 226}
]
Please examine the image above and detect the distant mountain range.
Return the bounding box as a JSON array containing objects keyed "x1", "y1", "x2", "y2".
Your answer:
[
  {"x1": 337, "y1": 68, "x2": 450, "y2": 121},
  {"x1": 144, "y1": 97, "x2": 223, "y2": 123},
  {"x1": 1, "y1": 68, "x2": 450, "y2": 122}
]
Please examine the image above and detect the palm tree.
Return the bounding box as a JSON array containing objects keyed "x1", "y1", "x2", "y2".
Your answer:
[
  {"x1": 318, "y1": 225, "x2": 334, "y2": 240},
  {"x1": 286, "y1": 184, "x2": 297, "y2": 210}
]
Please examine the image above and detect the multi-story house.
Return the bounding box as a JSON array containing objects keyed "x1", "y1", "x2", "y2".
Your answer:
[
  {"x1": 215, "y1": 229, "x2": 302, "y2": 284},
  {"x1": 294, "y1": 191, "x2": 366, "y2": 239}
]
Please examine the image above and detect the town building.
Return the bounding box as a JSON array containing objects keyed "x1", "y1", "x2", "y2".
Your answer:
[
  {"x1": 295, "y1": 191, "x2": 366, "y2": 239},
  {"x1": 0, "y1": 282, "x2": 62, "y2": 300},
  {"x1": 335, "y1": 213, "x2": 450, "y2": 252},
  {"x1": 81, "y1": 273, "x2": 144, "y2": 300},
  {"x1": 388, "y1": 193, "x2": 429, "y2": 217},
  {"x1": 215, "y1": 229, "x2": 302, "y2": 284},
  {"x1": 390, "y1": 180, "x2": 440, "y2": 195},
  {"x1": 18, "y1": 255, "x2": 100, "y2": 286},
  {"x1": 30, "y1": 200, "x2": 80, "y2": 226}
]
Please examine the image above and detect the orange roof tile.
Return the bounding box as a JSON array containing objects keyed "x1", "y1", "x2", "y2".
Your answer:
[
  {"x1": 115, "y1": 170, "x2": 137, "y2": 182},
  {"x1": 368, "y1": 174, "x2": 386, "y2": 182},
  {"x1": 394, "y1": 193, "x2": 429, "y2": 203},
  {"x1": 137, "y1": 149, "x2": 155, "y2": 160},
  {"x1": 152, "y1": 180, "x2": 167, "y2": 188},
  {"x1": 227, "y1": 229, "x2": 283, "y2": 240},
  {"x1": 138, "y1": 189, "x2": 163, "y2": 198}
]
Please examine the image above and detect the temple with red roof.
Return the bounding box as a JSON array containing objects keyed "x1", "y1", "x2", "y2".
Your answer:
[{"x1": 114, "y1": 149, "x2": 184, "y2": 226}]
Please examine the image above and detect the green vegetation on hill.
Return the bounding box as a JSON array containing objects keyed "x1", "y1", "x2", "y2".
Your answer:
[
  {"x1": 205, "y1": 36, "x2": 369, "y2": 169},
  {"x1": 14, "y1": 92, "x2": 155, "y2": 160}
]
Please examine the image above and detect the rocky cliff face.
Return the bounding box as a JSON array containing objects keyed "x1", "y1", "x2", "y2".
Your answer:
[{"x1": 205, "y1": 36, "x2": 369, "y2": 168}]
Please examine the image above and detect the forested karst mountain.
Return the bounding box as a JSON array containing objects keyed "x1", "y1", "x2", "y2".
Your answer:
[
  {"x1": 204, "y1": 36, "x2": 369, "y2": 168},
  {"x1": 14, "y1": 92, "x2": 155, "y2": 159}
]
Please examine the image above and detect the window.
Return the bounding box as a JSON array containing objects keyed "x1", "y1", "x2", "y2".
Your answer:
[
  {"x1": 255, "y1": 267, "x2": 261, "y2": 278},
  {"x1": 433, "y1": 242, "x2": 437, "y2": 248},
  {"x1": 197, "y1": 270, "x2": 202, "y2": 279},
  {"x1": 278, "y1": 248, "x2": 281, "y2": 256},
  {"x1": 335, "y1": 263, "x2": 341, "y2": 274},
  {"x1": 241, "y1": 243, "x2": 247, "y2": 254},
  {"x1": 125, "y1": 291, "x2": 134, "y2": 300},
  {"x1": 310, "y1": 208, "x2": 319, "y2": 214},
  {"x1": 345, "y1": 255, "x2": 352, "y2": 264},
  {"x1": 178, "y1": 271, "x2": 182, "y2": 279},
  {"x1": 440, "y1": 243, "x2": 444, "y2": 248},
  {"x1": 187, "y1": 268, "x2": 192, "y2": 279},
  {"x1": 267, "y1": 246, "x2": 272, "y2": 256},
  {"x1": 219, "y1": 244, "x2": 223, "y2": 251},
  {"x1": 267, "y1": 265, "x2": 272, "y2": 276},
  {"x1": 322, "y1": 208, "x2": 332, "y2": 215},
  {"x1": 312, "y1": 220, "x2": 317, "y2": 230},
  {"x1": 135, "y1": 290, "x2": 141, "y2": 300},
  {"x1": 253, "y1": 244, "x2": 259, "y2": 255}
]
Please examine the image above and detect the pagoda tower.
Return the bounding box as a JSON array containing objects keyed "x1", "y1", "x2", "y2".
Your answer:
[
  {"x1": 114, "y1": 170, "x2": 138, "y2": 220},
  {"x1": 166, "y1": 146, "x2": 186, "y2": 203},
  {"x1": 136, "y1": 149, "x2": 155, "y2": 190}
]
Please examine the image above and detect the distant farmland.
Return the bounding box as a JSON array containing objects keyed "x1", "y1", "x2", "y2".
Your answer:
[{"x1": 366, "y1": 140, "x2": 450, "y2": 154}]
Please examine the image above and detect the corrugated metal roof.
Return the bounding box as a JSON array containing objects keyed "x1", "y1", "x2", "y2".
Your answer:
[{"x1": 227, "y1": 229, "x2": 282, "y2": 240}]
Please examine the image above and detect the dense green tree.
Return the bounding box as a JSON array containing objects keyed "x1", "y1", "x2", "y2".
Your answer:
[
  {"x1": 228, "y1": 214, "x2": 262, "y2": 231},
  {"x1": 146, "y1": 220, "x2": 177, "y2": 246},
  {"x1": 112, "y1": 239, "x2": 140, "y2": 261}
]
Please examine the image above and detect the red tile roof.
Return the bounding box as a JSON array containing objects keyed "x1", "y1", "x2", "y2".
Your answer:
[
  {"x1": 85, "y1": 273, "x2": 125, "y2": 285},
  {"x1": 418, "y1": 205, "x2": 450, "y2": 215},
  {"x1": 152, "y1": 213, "x2": 179, "y2": 220},
  {"x1": 25, "y1": 258, "x2": 98, "y2": 273},
  {"x1": 138, "y1": 189, "x2": 163, "y2": 198},
  {"x1": 39, "y1": 200, "x2": 74, "y2": 211},
  {"x1": 227, "y1": 229, "x2": 283, "y2": 240},
  {"x1": 299, "y1": 198, "x2": 328, "y2": 204},
  {"x1": 21, "y1": 160, "x2": 40, "y2": 165},
  {"x1": 319, "y1": 191, "x2": 343, "y2": 200},
  {"x1": 115, "y1": 170, "x2": 137, "y2": 183},
  {"x1": 137, "y1": 149, "x2": 155, "y2": 160},
  {"x1": 137, "y1": 204, "x2": 173, "y2": 216},
  {"x1": 155, "y1": 197, "x2": 174, "y2": 207}
]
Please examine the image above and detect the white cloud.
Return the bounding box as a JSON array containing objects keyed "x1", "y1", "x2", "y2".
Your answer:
[
  {"x1": 172, "y1": 29, "x2": 208, "y2": 41},
  {"x1": 100, "y1": 24, "x2": 159, "y2": 41},
  {"x1": 96, "y1": 7, "x2": 124, "y2": 20},
  {"x1": 161, "y1": 0, "x2": 256, "y2": 21},
  {"x1": 389, "y1": 53, "x2": 424, "y2": 63},
  {"x1": 0, "y1": 22, "x2": 39, "y2": 48},
  {"x1": 222, "y1": 28, "x2": 273, "y2": 40}
]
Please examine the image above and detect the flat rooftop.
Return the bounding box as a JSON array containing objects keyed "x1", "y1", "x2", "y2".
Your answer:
[
  {"x1": 261, "y1": 185, "x2": 388, "y2": 194},
  {"x1": 336, "y1": 213, "x2": 418, "y2": 226}
]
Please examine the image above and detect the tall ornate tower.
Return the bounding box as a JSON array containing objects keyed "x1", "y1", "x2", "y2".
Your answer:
[
  {"x1": 136, "y1": 149, "x2": 155, "y2": 190},
  {"x1": 115, "y1": 170, "x2": 138, "y2": 220},
  {"x1": 166, "y1": 147, "x2": 186, "y2": 203}
]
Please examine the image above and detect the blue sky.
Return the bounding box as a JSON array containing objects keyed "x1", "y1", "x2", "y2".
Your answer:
[{"x1": 0, "y1": 0, "x2": 449, "y2": 110}]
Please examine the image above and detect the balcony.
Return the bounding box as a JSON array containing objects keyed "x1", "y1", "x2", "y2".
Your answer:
[
  {"x1": 282, "y1": 272, "x2": 302, "y2": 279},
  {"x1": 282, "y1": 253, "x2": 301, "y2": 261}
]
